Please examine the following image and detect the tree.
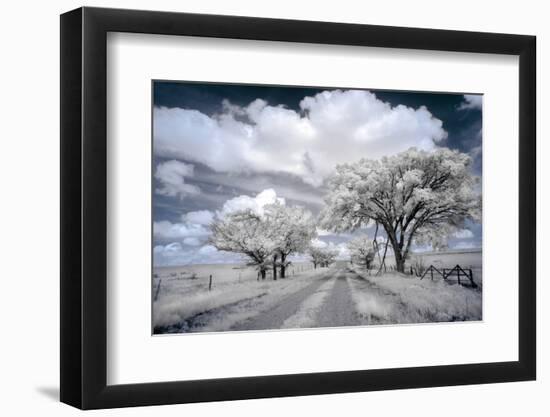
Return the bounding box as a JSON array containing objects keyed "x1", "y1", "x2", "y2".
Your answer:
[
  {"x1": 347, "y1": 235, "x2": 375, "y2": 269},
  {"x1": 308, "y1": 247, "x2": 338, "y2": 268},
  {"x1": 264, "y1": 203, "x2": 317, "y2": 278},
  {"x1": 209, "y1": 210, "x2": 275, "y2": 279},
  {"x1": 321, "y1": 148, "x2": 481, "y2": 272}
]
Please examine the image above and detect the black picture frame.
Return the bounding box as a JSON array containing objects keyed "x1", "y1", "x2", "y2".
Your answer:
[{"x1": 60, "y1": 6, "x2": 536, "y2": 410}]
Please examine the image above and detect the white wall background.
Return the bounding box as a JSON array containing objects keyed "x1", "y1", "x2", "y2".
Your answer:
[{"x1": 0, "y1": 0, "x2": 546, "y2": 415}]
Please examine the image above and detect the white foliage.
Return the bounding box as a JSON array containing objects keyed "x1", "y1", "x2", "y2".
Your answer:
[
  {"x1": 321, "y1": 147, "x2": 481, "y2": 269},
  {"x1": 347, "y1": 235, "x2": 376, "y2": 268},
  {"x1": 209, "y1": 201, "x2": 316, "y2": 276},
  {"x1": 308, "y1": 246, "x2": 338, "y2": 267}
]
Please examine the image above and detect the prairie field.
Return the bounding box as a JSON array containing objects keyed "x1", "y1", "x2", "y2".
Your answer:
[{"x1": 153, "y1": 250, "x2": 482, "y2": 334}]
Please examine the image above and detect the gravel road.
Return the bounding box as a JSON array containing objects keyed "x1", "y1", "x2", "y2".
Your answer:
[
  {"x1": 232, "y1": 273, "x2": 332, "y2": 331},
  {"x1": 232, "y1": 266, "x2": 363, "y2": 330},
  {"x1": 315, "y1": 270, "x2": 360, "y2": 328}
]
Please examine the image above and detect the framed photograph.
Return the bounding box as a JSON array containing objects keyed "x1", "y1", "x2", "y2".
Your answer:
[{"x1": 60, "y1": 7, "x2": 536, "y2": 409}]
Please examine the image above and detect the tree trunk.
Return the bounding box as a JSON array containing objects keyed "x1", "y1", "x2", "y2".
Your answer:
[
  {"x1": 272, "y1": 254, "x2": 278, "y2": 280},
  {"x1": 260, "y1": 269, "x2": 266, "y2": 279},
  {"x1": 313, "y1": 262, "x2": 317, "y2": 269},
  {"x1": 280, "y1": 254, "x2": 286, "y2": 278},
  {"x1": 394, "y1": 251, "x2": 405, "y2": 273},
  {"x1": 384, "y1": 227, "x2": 406, "y2": 273}
]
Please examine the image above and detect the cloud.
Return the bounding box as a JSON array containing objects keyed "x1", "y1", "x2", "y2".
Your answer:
[
  {"x1": 452, "y1": 241, "x2": 480, "y2": 250},
  {"x1": 454, "y1": 229, "x2": 474, "y2": 239},
  {"x1": 154, "y1": 89, "x2": 447, "y2": 186},
  {"x1": 316, "y1": 228, "x2": 333, "y2": 236},
  {"x1": 183, "y1": 237, "x2": 202, "y2": 246},
  {"x1": 154, "y1": 160, "x2": 200, "y2": 199},
  {"x1": 154, "y1": 242, "x2": 183, "y2": 254},
  {"x1": 458, "y1": 94, "x2": 482, "y2": 111},
  {"x1": 335, "y1": 242, "x2": 350, "y2": 259},
  {"x1": 153, "y1": 189, "x2": 285, "y2": 265},
  {"x1": 310, "y1": 238, "x2": 328, "y2": 249},
  {"x1": 153, "y1": 219, "x2": 210, "y2": 241},
  {"x1": 218, "y1": 188, "x2": 285, "y2": 217},
  {"x1": 198, "y1": 245, "x2": 218, "y2": 255},
  {"x1": 153, "y1": 242, "x2": 241, "y2": 266},
  {"x1": 153, "y1": 242, "x2": 187, "y2": 265},
  {"x1": 310, "y1": 238, "x2": 350, "y2": 259},
  {"x1": 469, "y1": 144, "x2": 482, "y2": 160},
  {"x1": 183, "y1": 210, "x2": 214, "y2": 226}
]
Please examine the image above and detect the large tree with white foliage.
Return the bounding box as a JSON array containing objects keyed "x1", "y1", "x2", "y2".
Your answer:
[{"x1": 321, "y1": 148, "x2": 481, "y2": 272}]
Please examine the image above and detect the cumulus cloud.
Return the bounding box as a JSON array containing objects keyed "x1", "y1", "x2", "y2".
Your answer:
[
  {"x1": 154, "y1": 89, "x2": 447, "y2": 186},
  {"x1": 454, "y1": 229, "x2": 474, "y2": 239},
  {"x1": 153, "y1": 242, "x2": 240, "y2": 266},
  {"x1": 452, "y1": 241, "x2": 480, "y2": 250},
  {"x1": 153, "y1": 188, "x2": 285, "y2": 250},
  {"x1": 198, "y1": 245, "x2": 218, "y2": 256},
  {"x1": 310, "y1": 238, "x2": 328, "y2": 249},
  {"x1": 153, "y1": 219, "x2": 210, "y2": 241},
  {"x1": 154, "y1": 160, "x2": 200, "y2": 199},
  {"x1": 154, "y1": 242, "x2": 182, "y2": 254},
  {"x1": 310, "y1": 238, "x2": 349, "y2": 259},
  {"x1": 153, "y1": 242, "x2": 186, "y2": 265},
  {"x1": 458, "y1": 94, "x2": 482, "y2": 111},
  {"x1": 183, "y1": 237, "x2": 202, "y2": 246},
  {"x1": 335, "y1": 242, "x2": 350, "y2": 259},
  {"x1": 183, "y1": 210, "x2": 214, "y2": 226},
  {"x1": 218, "y1": 188, "x2": 285, "y2": 217},
  {"x1": 316, "y1": 228, "x2": 333, "y2": 236}
]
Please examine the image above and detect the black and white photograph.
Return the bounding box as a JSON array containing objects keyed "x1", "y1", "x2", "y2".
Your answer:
[{"x1": 152, "y1": 82, "x2": 483, "y2": 334}]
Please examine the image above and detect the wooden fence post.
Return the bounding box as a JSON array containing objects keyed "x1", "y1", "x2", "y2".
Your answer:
[
  {"x1": 154, "y1": 279, "x2": 162, "y2": 302},
  {"x1": 209, "y1": 274, "x2": 212, "y2": 291},
  {"x1": 456, "y1": 265, "x2": 461, "y2": 285}
]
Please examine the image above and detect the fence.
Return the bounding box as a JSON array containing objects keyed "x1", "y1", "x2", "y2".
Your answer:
[{"x1": 413, "y1": 264, "x2": 477, "y2": 288}]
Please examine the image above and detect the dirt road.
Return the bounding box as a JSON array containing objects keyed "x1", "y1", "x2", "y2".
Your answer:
[{"x1": 232, "y1": 266, "x2": 366, "y2": 330}]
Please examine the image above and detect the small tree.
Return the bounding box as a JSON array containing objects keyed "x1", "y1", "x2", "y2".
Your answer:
[
  {"x1": 264, "y1": 203, "x2": 317, "y2": 278},
  {"x1": 209, "y1": 210, "x2": 275, "y2": 279},
  {"x1": 309, "y1": 247, "x2": 321, "y2": 269},
  {"x1": 309, "y1": 246, "x2": 338, "y2": 268},
  {"x1": 321, "y1": 148, "x2": 480, "y2": 272},
  {"x1": 348, "y1": 235, "x2": 375, "y2": 269}
]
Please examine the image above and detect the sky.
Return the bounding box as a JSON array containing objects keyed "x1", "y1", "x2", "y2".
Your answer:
[{"x1": 152, "y1": 81, "x2": 483, "y2": 267}]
